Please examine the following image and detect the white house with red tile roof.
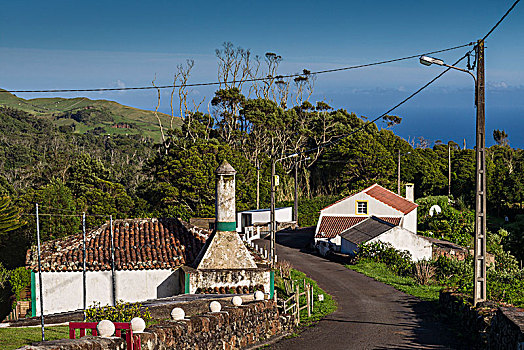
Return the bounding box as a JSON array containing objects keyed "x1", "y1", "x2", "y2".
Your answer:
[
  {"x1": 26, "y1": 218, "x2": 210, "y2": 316},
  {"x1": 315, "y1": 183, "x2": 418, "y2": 252}
]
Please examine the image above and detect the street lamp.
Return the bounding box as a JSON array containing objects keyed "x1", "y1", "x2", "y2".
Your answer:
[
  {"x1": 294, "y1": 157, "x2": 310, "y2": 225},
  {"x1": 420, "y1": 56, "x2": 477, "y2": 86},
  {"x1": 397, "y1": 151, "x2": 411, "y2": 195},
  {"x1": 419, "y1": 40, "x2": 486, "y2": 306},
  {"x1": 270, "y1": 153, "x2": 298, "y2": 266}
]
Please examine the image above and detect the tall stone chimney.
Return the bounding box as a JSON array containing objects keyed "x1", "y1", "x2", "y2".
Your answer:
[
  {"x1": 405, "y1": 183, "x2": 414, "y2": 202},
  {"x1": 192, "y1": 160, "x2": 257, "y2": 270},
  {"x1": 215, "y1": 161, "x2": 237, "y2": 232}
]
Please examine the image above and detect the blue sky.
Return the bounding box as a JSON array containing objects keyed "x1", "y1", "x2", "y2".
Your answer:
[{"x1": 1, "y1": 1, "x2": 523, "y2": 147}]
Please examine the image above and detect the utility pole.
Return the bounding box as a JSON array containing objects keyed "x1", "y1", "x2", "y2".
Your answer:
[
  {"x1": 82, "y1": 212, "x2": 87, "y2": 320},
  {"x1": 35, "y1": 203, "x2": 45, "y2": 341},
  {"x1": 397, "y1": 150, "x2": 401, "y2": 195},
  {"x1": 270, "y1": 160, "x2": 276, "y2": 266},
  {"x1": 448, "y1": 144, "x2": 451, "y2": 197},
  {"x1": 294, "y1": 161, "x2": 298, "y2": 224},
  {"x1": 256, "y1": 160, "x2": 260, "y2": 210},
  {"x1": 473, "y1": 39, "x2": 487, "y2": 306}
]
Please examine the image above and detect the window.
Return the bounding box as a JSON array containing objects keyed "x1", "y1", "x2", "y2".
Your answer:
[{"x1": 356, "y1": 200, "x2": 368, "y2": 215}]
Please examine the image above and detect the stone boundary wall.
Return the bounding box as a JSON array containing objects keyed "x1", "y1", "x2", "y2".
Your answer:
[
  {"x1": 18, "y1": 300, "x2": 294, "y2": 350},
  {"x1": 439, "y1": 290, "x2": 524, "y2": 349}
]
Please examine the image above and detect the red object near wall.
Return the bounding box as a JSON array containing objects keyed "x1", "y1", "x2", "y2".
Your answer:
[{"x1": 69, "y1": 322, "x2": 141, "y2": 350}]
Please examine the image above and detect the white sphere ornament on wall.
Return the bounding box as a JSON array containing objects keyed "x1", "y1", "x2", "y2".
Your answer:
[
  {"x1": 209, "y1": 301, "x2": 222, "y2": 312},
  {"x1": 97, "y1": 320, "x2": 115, "y2": 337},
  {"x1": 254, "y1": 291, "x2": 264, "y2": 301},
  {"x1": 171, "y1": 307, "x2": 185, "y2": 320},
  {"x1": 232, "y1": 296, "x2": 243, "y2": 306},
  {"x1": 130, "y1": 317, "x2": 146, "y2": 333}
]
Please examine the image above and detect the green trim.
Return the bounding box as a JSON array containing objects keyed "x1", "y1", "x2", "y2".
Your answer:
[
  {"x1": 31, "y1": 271, "x2": 36, "y2": 317},
  {"x1": 270, "y1": 270, "x2": 275, "y2": 299},
  {"x1": 216, "y1": 221, "x2": 236, "y2": 231},
  {"x1": 184, "y1": 272, "x2": 190, "y2": 294}
]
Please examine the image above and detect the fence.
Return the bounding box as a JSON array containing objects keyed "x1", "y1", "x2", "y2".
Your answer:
[{"x1": 280, "y1": 279, "x2": 314, "y2": 325}]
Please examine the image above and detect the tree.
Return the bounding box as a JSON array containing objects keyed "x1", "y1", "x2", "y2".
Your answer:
[
  {"x1": 0, "y1": 196, "x2": 24, "y2": 238},
  {"x1": 493, "y1": 129, "x2": 509, "y2": 146}
]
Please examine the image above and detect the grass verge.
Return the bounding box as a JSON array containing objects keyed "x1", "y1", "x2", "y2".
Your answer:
[
  {"x1": 346, "y1": 261, "x2": 444, "y2": 301},
  {"x1": 0, "y1": 325, "x2": 69, "y2": 350}
]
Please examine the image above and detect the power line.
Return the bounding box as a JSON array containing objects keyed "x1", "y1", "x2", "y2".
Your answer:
[
  {"x1": 299, "y1": 52, "x2": 470, "y2": 157},
  {"x1": 298, "y1": 0, "x2": 521, "y2": 158},
  {"x1": 4, "y1": 43, "x2": 472, "y2": 93},
  {"x1": 481, "y1": 0, "x2": 520, "y2": 41}
]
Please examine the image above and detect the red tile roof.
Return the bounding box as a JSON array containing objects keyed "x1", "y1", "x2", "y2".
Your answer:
[
  {"x1": 316, "y1": 216, "x2": 401, "y2": 238},
  {"x1": 321, "y1": 184, "x2": 417, "y2": 214},
  {"x1": 26, "y1": 218, "x2": 211, "y2": 272},
  {"x1": 365, "y1": 184, "x2": 418, "y2": 214}
]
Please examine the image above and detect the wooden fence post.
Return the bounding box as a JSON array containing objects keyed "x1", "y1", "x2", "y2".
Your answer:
[
  {"x1": 311, "y1": 285, "x2": 314, "y2": 311},
  {"x1": 295, "y1": 284, "x2": 300, "y2": 325},
  {"x1": 306, "y1": 285, "x2": 311, "y2": 317}
]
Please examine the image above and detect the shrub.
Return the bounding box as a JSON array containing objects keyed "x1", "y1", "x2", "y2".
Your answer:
[
  {"x1": 413, "y1": 260, "x2": 435, "y2": 285},
  {"x1": 8, "y1": 267, "x2": 30, "y2": 303},
  {"x1": 357, "y1": 242, "x2": 413, "y2": 276},
  {"x1": 85, "y1": 300, "x2": 152, "y2": 323}
]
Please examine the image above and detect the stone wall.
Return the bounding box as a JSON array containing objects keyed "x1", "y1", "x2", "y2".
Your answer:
[
  {"x1": 439, "y1": 290, "x2": 524, "y2": 349},
  {"x1": 487, "y1": 307, "x2": 524, "y2": 350},
  {"x1": 183, "y1": 266, "x2": 272, "y2": 297},
  {"x1": 18, "y1": 300, "x2": 294, "y2": 350}
]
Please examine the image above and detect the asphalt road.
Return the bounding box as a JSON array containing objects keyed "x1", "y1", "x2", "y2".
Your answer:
[{"x1": 256, "y1": 228, "x2": 461, "y2": 350}]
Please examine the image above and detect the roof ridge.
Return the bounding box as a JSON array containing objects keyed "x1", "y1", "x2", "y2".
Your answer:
[{"x1": 320, "y1": 183, "x2": 379, "y2": 211}]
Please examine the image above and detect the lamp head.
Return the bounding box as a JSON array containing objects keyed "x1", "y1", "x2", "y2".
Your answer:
[{"x1": 419, "y1": 56, "x2": 444, "y2": 66}]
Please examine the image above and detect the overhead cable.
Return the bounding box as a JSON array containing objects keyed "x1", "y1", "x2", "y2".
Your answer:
[{"x1": 4, "y1": 43, "x2": 472, "y2": 93}]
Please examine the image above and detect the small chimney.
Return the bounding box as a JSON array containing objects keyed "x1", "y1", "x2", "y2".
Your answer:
[{"x1": 405, "y1": 183, "x2": 414, "y2": 202}]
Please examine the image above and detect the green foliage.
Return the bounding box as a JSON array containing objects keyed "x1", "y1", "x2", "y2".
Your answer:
[
  {"x1": 351, "y1": 241, "x2": 524, "y2": 307},
  {"x1": 278, "y1": 195, "x2": 340, "y2": 227},
  {"x1": 0, "y1": 262, "x2": 11, "y2": 321},
  {"x1": 85, "y1": 300, "x2": 152, "y2": 323},
  {"x1": 0, "y1": 196, "x2": 25, "y2": 237},
  {"x1": 356, "y1": 242, "x2": 413, "y2": 276},
  {"x1": 417, "y1": 196, "x2": 474, "y2": 247},
  {"x1": 142, "y1": 136, "x2": 259, "y2": 220},
  {"x1": 502, "y1": 214, "x2": 524, "y2": 261},
  {"x1": 8, "y1": 267, "x2": 30, "y2": 303},
  {"x1": 431, "y1": 255, "x2": 473, "y2": 292},
  {"x1": 347, "y1": 261, "x2": 443, "y2": 301}
]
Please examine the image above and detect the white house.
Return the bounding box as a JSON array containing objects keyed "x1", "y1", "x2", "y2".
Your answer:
[
  {"x1": 315, "y1": 183, "x2": 418, "y2": 251},
  {"x1": 236, "y1": 207, "x2": 293, "y2": 241},
  {"x1": 26, "y1": 218, "x2": 210, "y2": 316},
  {"x1": 340, "y1": 216, "x2": 432, "y2": 261}
]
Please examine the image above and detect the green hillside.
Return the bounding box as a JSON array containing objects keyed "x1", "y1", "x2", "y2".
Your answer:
[{"x1": 0, "y1": 89, "x2": 182, "y2": 142}]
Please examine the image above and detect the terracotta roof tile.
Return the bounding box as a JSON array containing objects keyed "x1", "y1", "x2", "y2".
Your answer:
[
  {"x1": 316, "y1": 215, "x2": 401, "y2": 238},
  {"x1": 364, "y1": 184, "x2": 417, "y2": 214},
  {"x1": 321, "y1": 184, "x2": 417, "y2": 214},
  {"x1": 316, "y1": 216, "x2": 366, "y2": 238},
  {"x1": 26, "y1": 218, "x2": 211, "y2": 272}
]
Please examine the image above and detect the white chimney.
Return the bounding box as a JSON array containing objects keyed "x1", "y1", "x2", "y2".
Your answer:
[{"x1": 405, "y1": 183, "x2": 414, "y2": 202}]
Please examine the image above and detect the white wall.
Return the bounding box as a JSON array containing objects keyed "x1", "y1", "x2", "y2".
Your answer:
[
  {"x1": 403, "y1": 209, "x2": 417, "y2": 234},
  {"x1": 34, "y1": 269, "x2": 180, "y2": 316},
  {"x1": 237, "y1": 207, "x2": 293, "y2": 232},
  {"x1": 369, "y1": 227, "x2": 432, "y2": 261},
  {"x1": 321, "y1": 193, "x2": 401, "y2": 217}
]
